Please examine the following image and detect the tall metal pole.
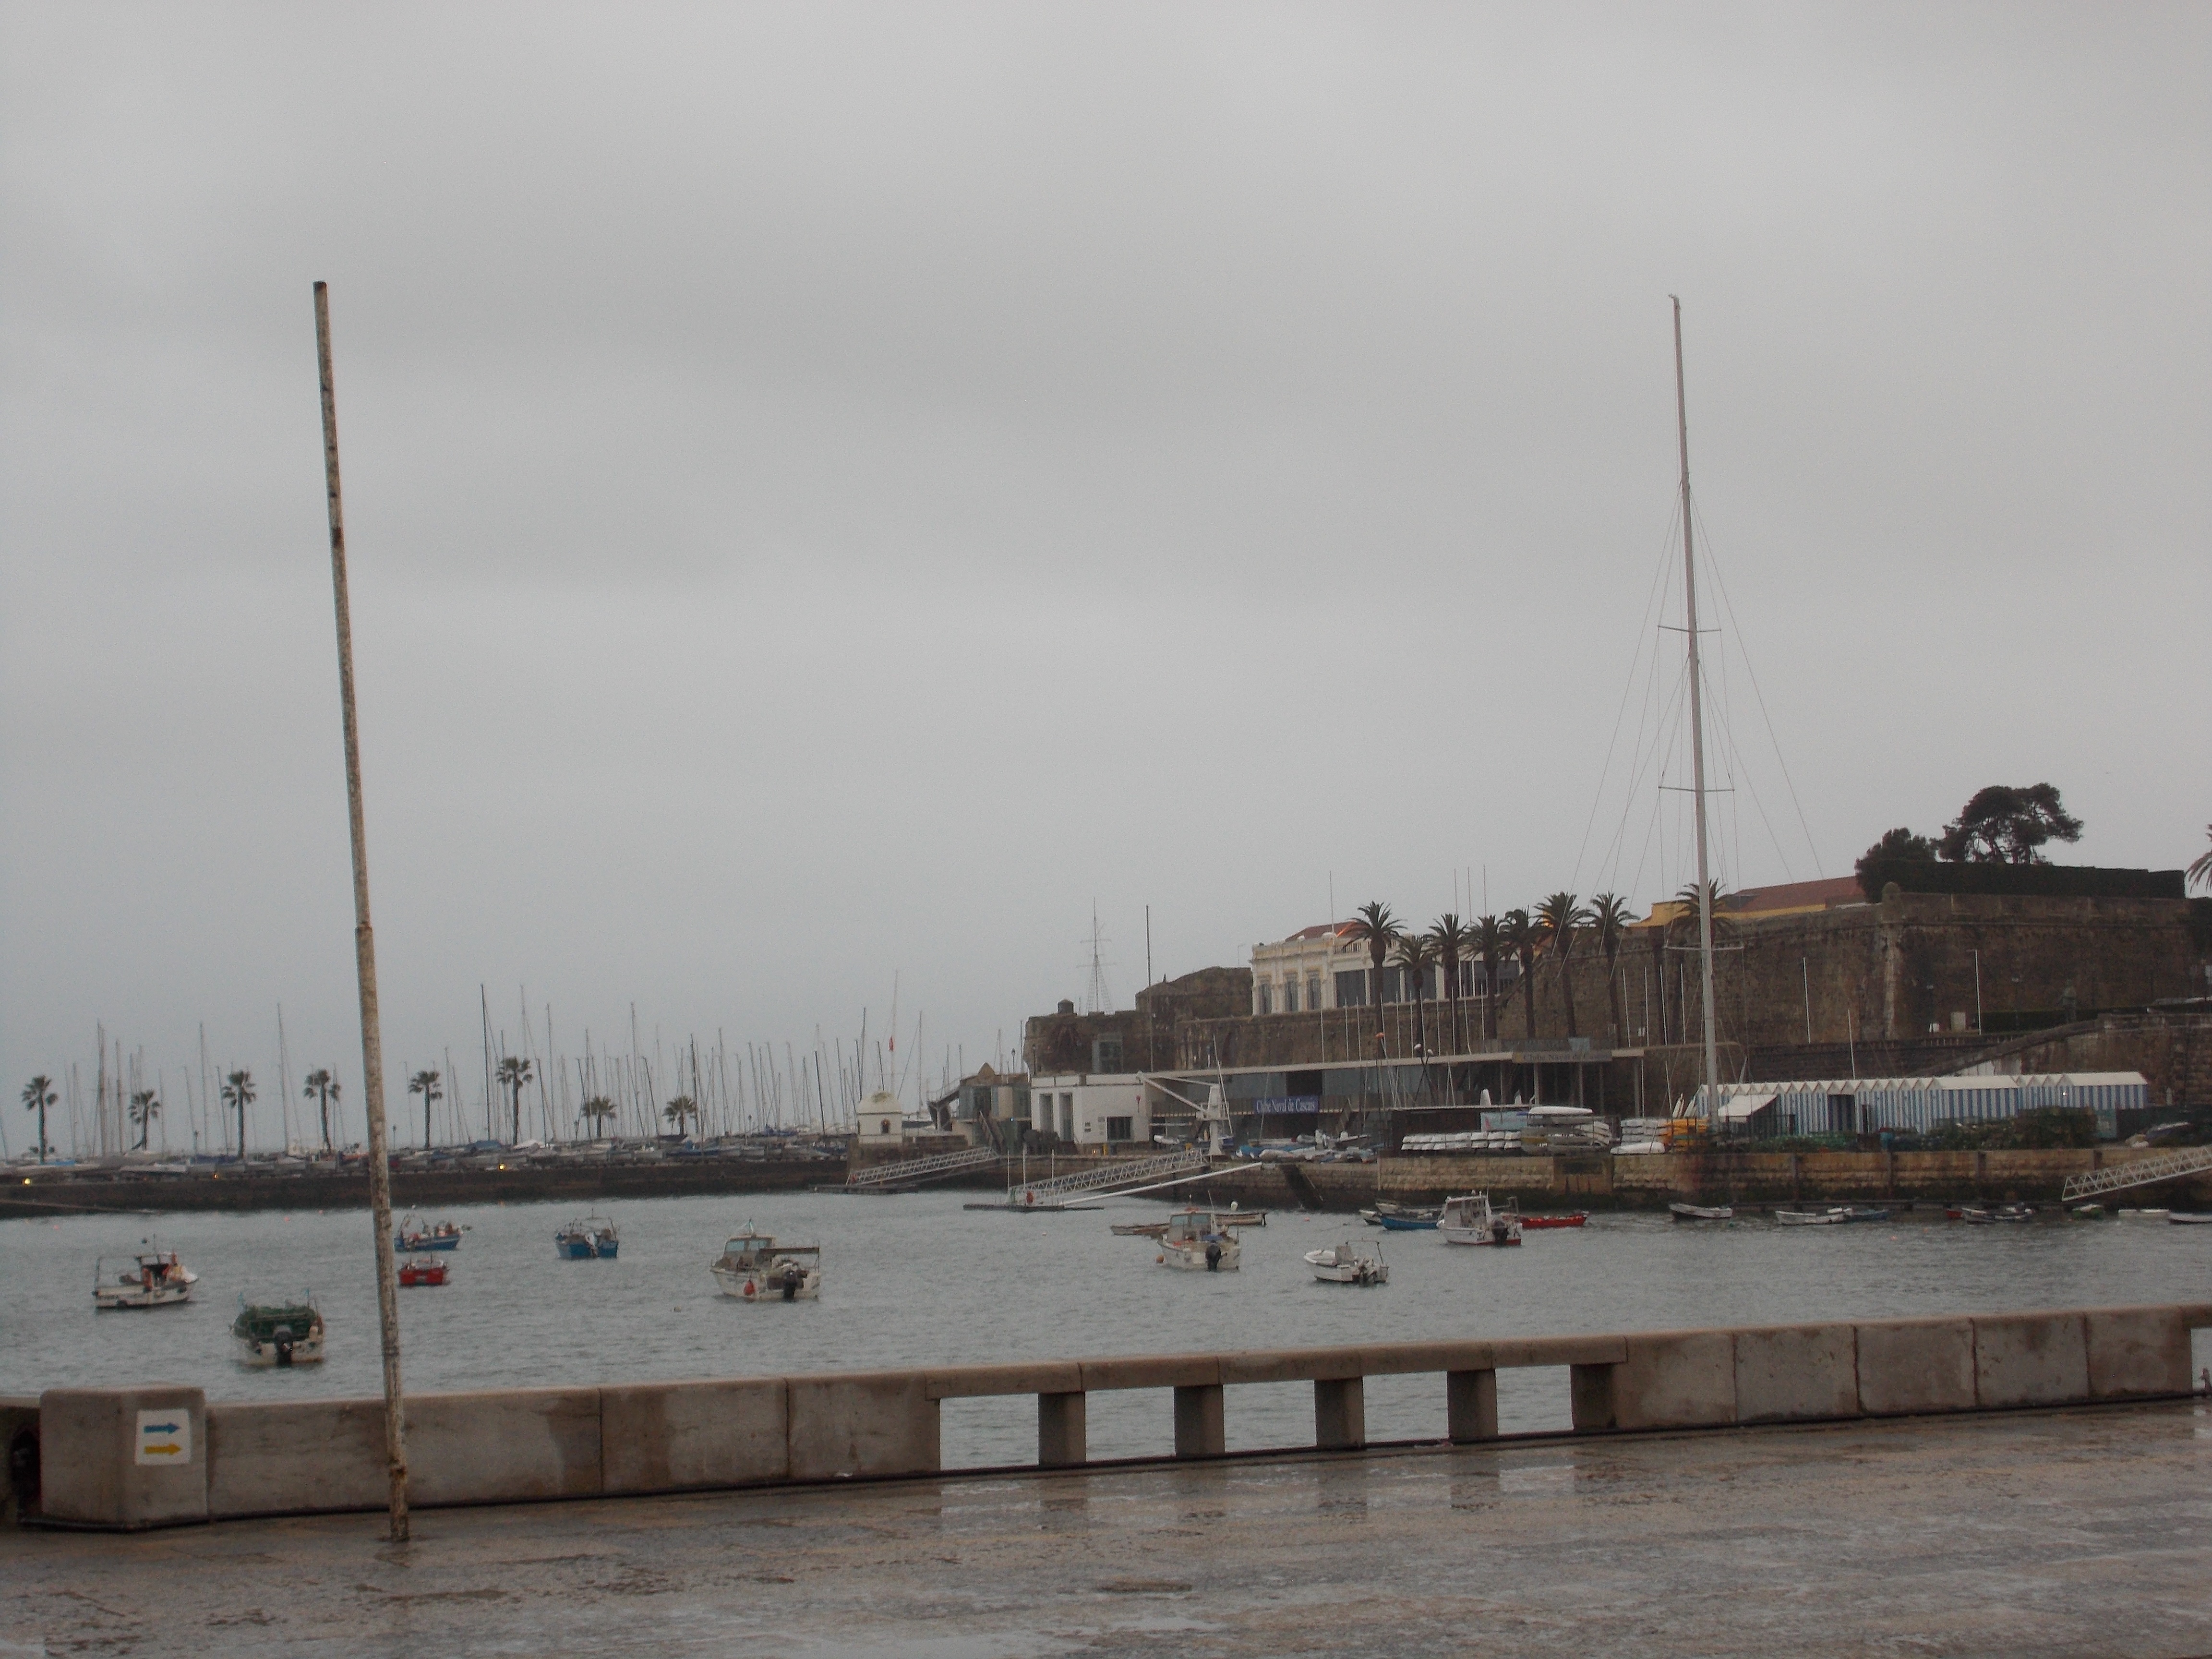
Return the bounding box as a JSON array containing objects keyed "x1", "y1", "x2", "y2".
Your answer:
[
  {"x1": 314, "y1": 281, "x2": 409, "y2": 1542},
  {"x1": 1672, "y1": 296, "x2": 1721, "y2": 1121}
]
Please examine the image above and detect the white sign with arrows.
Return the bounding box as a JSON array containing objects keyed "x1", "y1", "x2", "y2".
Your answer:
[{"x1": 135, "y1": 1407, "x2": 192, "y2": 1466}]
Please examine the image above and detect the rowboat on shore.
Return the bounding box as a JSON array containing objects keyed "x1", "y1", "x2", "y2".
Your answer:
[{"x1": 1668, "y1": 1202, "x2": 1733, "y2": 1223}]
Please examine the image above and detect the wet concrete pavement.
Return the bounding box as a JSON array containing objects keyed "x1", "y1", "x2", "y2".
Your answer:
[{"x1": 6, "y1": 1401, "x2": 2210, "y2": 1657}]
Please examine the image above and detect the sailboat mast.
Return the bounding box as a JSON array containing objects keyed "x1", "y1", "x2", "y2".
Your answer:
[{"x1": 1672, "y1": 296, "x2": 1722, "y2": 1120}]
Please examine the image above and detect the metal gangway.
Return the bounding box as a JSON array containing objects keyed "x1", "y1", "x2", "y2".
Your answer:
[
  {"x1": 844, "y1": 1144, "x2": 1000, "y2": 1190},
  {"x1": 1008, "y1": 1148, "x2": 1205, "y2": 1204},
  {"x1": 2060, "y1": 1143, "x2": 2212, "y2": 1202}
]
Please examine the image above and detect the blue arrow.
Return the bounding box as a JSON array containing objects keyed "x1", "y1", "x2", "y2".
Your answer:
[{"x1": 143, "y1": 1421, "x2": 180, "y2": 1434}]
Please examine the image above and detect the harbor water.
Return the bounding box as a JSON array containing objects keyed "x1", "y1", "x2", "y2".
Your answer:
[{"x1": 6, "y1": 1191, "x2": 2209, "y2": 1468}]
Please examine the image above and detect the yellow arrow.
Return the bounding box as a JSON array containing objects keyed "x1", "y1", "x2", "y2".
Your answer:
[{"x1": 143, "y1": 1443, "x2": 182, "y2": 1456}]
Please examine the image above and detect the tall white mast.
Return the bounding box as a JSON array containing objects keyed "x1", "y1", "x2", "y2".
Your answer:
[{"x1": 1672, "y1": 297, "x2": 1722, "y2": 1120}]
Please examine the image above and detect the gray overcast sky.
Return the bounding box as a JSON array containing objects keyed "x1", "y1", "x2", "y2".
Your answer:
[{"x1": 4, "y1": 4, "x2": 2207, "y2": 1146}]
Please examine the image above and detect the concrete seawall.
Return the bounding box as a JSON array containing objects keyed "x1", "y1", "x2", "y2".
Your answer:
[
  {"x1": 1254, "y1": 1144, "x2": 2212, "y2": 1210},
  {"x1": 20, "y1": 1300, "x2": 2210, "y2": 1531},
  {"x1": 13, "y1": 1144, "x2": 2209, "y2": 1220}
]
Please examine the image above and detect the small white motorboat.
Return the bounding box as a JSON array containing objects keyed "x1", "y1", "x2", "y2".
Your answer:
[
  {"x1": 1305, "y1": 1239, "x2": 1389, "y2": 1285},
  {"x1": 1156, "y1": 1207, "x2": 1240, "y2": 1272},
  {"x1": 1668, "y1": 1201, "x2": 1734, "y2": 1222},
  {"x1": 1439, "y1": 1192, "x2": 1522, "y2": 1247},
  {"x1": 93, "y1": 1241, "x2": 199, "y2": 1310},
  {"x1": 231, "y1": 1297, "x2": 325, "y2": 1367},
  {"x1": 710, "y1": 1227, "x2": 822, "y2": 1300}
]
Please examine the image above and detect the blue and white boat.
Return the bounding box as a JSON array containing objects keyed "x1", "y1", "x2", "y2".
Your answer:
[
  {"x1": 554, "y1": 1214, "x2": 619, "y2": 1259},
  {"x1": 393, "y1": 1213, "x2": 464, "y2": 1251}
]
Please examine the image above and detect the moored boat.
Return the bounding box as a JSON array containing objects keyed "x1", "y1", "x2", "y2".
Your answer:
[
  {"x1": 393, "y1": 1214, "x2": 464, "y2": 1251},
  {"x1": 1520, "y1": 1212, "x2": 1588, "y2": 1229},
  {"x1": 1439, "y1": 1192, "x2": 1521, "y2": 1246},
  {"x1": 1111, "y1": 1221, "x2": 1168, "y2": 1238},
  {"x1": 554, "y1": 1214, "x2": 619, "y2": 1259},
  {"x1": 1668, "y1": 1202, "x2": 1733, "y2": 1222},
  {"x1": 1156, "y1": 1208, "x2": 1240, "y2": 1271},
  {"x1": 1304, "y1": 1239, "x2": 1389, "y2": 1285},
  {"x1": 2117, "y1": 1208, "x2": 2169, "y2": 1220},
  {"x1": 92, "y1": 1241, "x2": 198, "y2": 1310},
  {"x1": 1775, "y1": 1208, "x2": 1848, "y2": 1226},
  {"x1": 1947, "y1": 1205, "x2": 1994, "y2": 1224},
  {"x1": 710, "y1": 1227, "x2": 821, "y2": 1300},
  {"x1": 397, "y1": 1255, "x2": 450, "y2": 1287},
  {"x1": 2166, "y1": 1212, "x2": 2212, "y2": 1226},
  {"x1": 232, "y1": 1297, "x2": 325, "y2": 1367},
  {"x1": 1990, "y1": 1203, "x2": 2035, "y2": 1223},
  {"x1": 1374, "y1": 1202, "x2": 1441, "y2": 1231}
]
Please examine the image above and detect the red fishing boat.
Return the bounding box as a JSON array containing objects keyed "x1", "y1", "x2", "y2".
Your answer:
[
  {"x1": 1519, "y1": 1212, "x2": 1589, "y2": 1229},
  {"x1": 398, "y1": 1255, "x2": 450, "y2": 1287}
]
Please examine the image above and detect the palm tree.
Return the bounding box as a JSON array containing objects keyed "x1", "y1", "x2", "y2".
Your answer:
[
  {"x1": 1470, "y1": 915, "x2": 1506, "y2": 1046},
  {"x1": 128, "y1": 1089, "x2": 160, "y2": 1151},
  {"x1": 1427, "y1": 914, "x2": 1473, "y2": 1054},
  {"x1": 1587, "y1": 893, "x2": 1635, "y2": 1041},
  {"x1": 1501, "y1": 909, "x2": 1538, "y2": 1039},
  {"x1": 1504, "y1": 911, "x2": 1539, "y2": 1039},
  {"x1": 578, "y1": 1095, "x2": 618, "y2": 1138},
  {"x1": 21, "y1": 1075, "x2": 56, "y2": 1163},
  {"x1": 1343, "y1": 901, "x2": 1402, "y2": 1005},
  {"x1": 1534, "y1": 892, "x2": 1591, "y2": 1038},
  {"x1": 663, "y1": 1094, "x2": 700, "y2": 1137},
  {"x1": 408, "y1": 1069, "x2": 443, "y2": 1150},
  {"x1": 302, "y1": 1067, "x2": 339, "y2": 1152},
  {"x1": 495, "y1": 1055, "x2": 533, "y2": 1144},
  {"x1": 2189, "y1": 825, "x2": 2212, "y2": 893},
  {"x1": 220, "y1": 1070, "x2": 256, "y2": 1158},
  {"x1": 1392, "y1": 932, "x2": 1441, "y2": 1066},
  {"x1": 1665, "y1": 880, "x2": 1735, "y2": 1046},
  {"x1": 578, "y1": 1095, "x2": 617, "y2": 1138},
  {"x1": 1342, "y1": 902, "x2": 1402, "y2": 1057}
]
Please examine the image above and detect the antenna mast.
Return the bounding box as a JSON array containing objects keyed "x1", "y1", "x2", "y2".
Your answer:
[{"x1": 1673, "y1": 296, "x2": 1722, "y2": 1121}]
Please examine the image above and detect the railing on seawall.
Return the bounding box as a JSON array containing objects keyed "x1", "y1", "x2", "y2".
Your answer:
[{"x1": 23, "y1": 1300, "x2": 2212, "y2": 1531}]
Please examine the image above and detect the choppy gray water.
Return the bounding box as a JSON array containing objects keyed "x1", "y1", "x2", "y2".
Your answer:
[{"x1": 6, "y1": 1192, "x2": 2208, "y2": 1466}]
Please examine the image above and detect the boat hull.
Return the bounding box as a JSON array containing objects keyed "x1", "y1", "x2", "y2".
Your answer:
[
  {"x1": 94, "y1": 1283, "x2": 194, "y2": 1310},
  {"x1": 1669, "y1": 1203, "x2": 1733, "y2": 1222},
  {"x1": 1439, "y1": 1226, "x2": 1521, "y2": 1246},
  {"x1": 1157, "y1": 1242, "x2": 1239, "y2": 1271},
  {"x1": 1374, "y1": 1214, "x2": 1437, "y2": 1231},
  {"x1": 711, "y1": 1264, "x2": 821, "y2": 1300},
  {"x1": 1520, "y1": 1214, "x2": 1588, "y2": 1229},
  {"x1": 233, "y1": 1334, "x2": 326, "y2": 1367},
  {"x1": 1775, "y1": 1210, "x2": 1846, "y2": 1226}
]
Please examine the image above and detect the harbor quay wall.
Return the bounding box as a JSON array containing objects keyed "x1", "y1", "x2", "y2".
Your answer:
[
  {"x1": 0, "y1": 1157, "x2": 833, "y2": 1220},
  {"x1": 20, "y1": 1300, "x2": 2212, "y2": 1531},
  {"x1": 1229, "y1": 1145, "x2": 2212, "y2": 1210}
]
